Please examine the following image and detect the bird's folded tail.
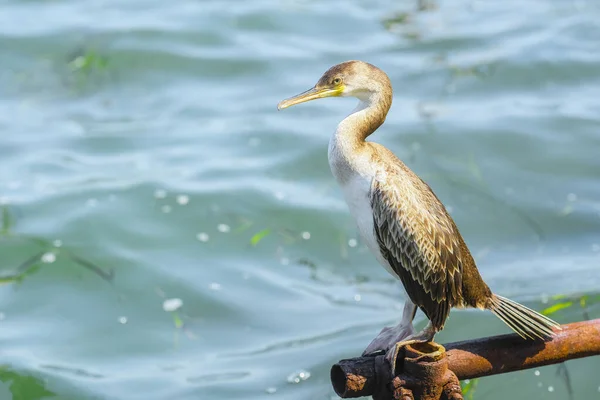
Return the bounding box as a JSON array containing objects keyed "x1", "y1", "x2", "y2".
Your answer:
[{"x1": 489, "y1": 294, "x2": 561, "y2": 340}]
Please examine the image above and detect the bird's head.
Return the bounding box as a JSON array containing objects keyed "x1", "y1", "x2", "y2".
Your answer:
[{"x1": 277, "y1": 60, "x2": 391, "y2": 110}]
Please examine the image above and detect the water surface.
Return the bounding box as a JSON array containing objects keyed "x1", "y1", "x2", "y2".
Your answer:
[{"x1": 1, "y1": 0, "x2": 599, "y2": 399}]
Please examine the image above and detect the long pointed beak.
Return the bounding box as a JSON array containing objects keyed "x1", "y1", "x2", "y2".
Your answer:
[{"x1": 277, "y1": 87, "x2": 341, "y2": 110}]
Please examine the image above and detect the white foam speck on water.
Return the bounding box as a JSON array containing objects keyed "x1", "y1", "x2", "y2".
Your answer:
[
  {"x1": 196, "y1": 232, "x2": 209, "y2": 242},
  {"x1": 301, "y1": 231, "x2": 310, "y2": 240},
  {"x1": 41, "y1": 252, "x2": 56, "y2": 263},
  {"x1": 217, "y1": 224, "x2": 230, "y2": 233},
  {"x1": 118, "y1": 316, "x2": 128, "y2": 324},
  {"x1": 176, "y1": 195, "x2": 189, "y2": 205},
  {"x1": 286, "y1": 369, "x2": 311, "y2": 384},
  {"x1": 163, "y1": 298, "x2": 183, "y2": 312},
  {"x1": 348, "y1": 238, "x2": 357, "y2": 247}
]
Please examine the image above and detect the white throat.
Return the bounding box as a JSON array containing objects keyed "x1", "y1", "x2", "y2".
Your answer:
[{"x1": 331, "y1": 96, "x2": 374, "y2": 146}]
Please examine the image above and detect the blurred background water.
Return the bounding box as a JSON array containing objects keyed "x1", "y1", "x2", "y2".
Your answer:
[{"x1": 1, "y1": 0, "x2": 599, "y2": 399}]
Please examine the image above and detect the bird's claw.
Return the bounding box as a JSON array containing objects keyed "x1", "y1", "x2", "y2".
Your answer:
[
  {"x1": 362, "y1": 323, "x2": 416, "y2": 357},
  {"x1": 385, "y1": 339, "x2": 421, "y2": 375}
]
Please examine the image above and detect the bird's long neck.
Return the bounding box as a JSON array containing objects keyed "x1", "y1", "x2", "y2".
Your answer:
[
  {"x1": 328, "y1": 90, "x2": 392, "y2": 183},
  {"x1": 333, "y1": 90, "x2": 392, "y2": 150}
]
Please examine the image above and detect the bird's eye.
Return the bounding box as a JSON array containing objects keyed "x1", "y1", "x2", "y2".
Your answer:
[{"x1": 332, "y1": 77, "x2": 342, "y2": 85}]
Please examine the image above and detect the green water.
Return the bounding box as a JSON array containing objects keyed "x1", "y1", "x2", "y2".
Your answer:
[{"x1": 1, "y1": 0, "x2": 599, "y2": 399}]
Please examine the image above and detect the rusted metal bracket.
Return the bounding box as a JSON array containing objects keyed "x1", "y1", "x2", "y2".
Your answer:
[{"x1": 331, "y1": 319, "x2": 600, "y2": 400}]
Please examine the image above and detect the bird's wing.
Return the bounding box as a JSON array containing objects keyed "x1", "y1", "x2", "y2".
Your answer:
[{"x1": 370, "y1": 172, "x2": 463, "y2": 328}]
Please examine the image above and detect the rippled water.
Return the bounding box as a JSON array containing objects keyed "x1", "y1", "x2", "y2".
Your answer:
[{"x1": 1, "y1": 0, "x2": 599, "y2": 399}]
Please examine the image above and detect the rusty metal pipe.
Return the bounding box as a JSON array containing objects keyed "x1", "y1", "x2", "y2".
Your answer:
[
  {"x1": 445, "y1": 318, "x2": 600, "y2": 379},
  {"x1": 332, "y1": 356, "x2": 380, "y2": 397},
  {"x1": 331, "y1": 318, "x2": 600, "y2": 398}
]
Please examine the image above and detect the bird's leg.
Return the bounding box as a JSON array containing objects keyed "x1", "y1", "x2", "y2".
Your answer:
[
  {"x1": 384, "y1": 321, "x2": 438, "y2": 373},
  {"x1": 362, "y1": 302, "x2": 417, "y2": 356}
]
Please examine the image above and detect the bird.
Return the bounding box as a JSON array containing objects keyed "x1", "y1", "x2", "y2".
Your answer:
[{"x1": 277, "y1": 60, "x2": 560, "y2": 366}]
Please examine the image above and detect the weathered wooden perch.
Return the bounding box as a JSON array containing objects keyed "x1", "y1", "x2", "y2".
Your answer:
[{"x1": 331, "y1": 319, "x2": 600, "y2": 400}]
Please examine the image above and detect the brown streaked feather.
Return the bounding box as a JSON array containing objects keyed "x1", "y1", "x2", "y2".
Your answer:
[{"x1": 369, "y1": 149, "x2": 464, "y2": 329}]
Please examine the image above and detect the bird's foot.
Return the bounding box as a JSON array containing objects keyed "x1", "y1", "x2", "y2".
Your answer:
[
  {"x1": 384, "y1": 338, "x2": 427, "y2": 375},
  {"x1": 362, "y1": 322, "x2": 416, "y2": 357},
  {"x1": 384, "y1": 323, "x2": 438, "y2": 375}
]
